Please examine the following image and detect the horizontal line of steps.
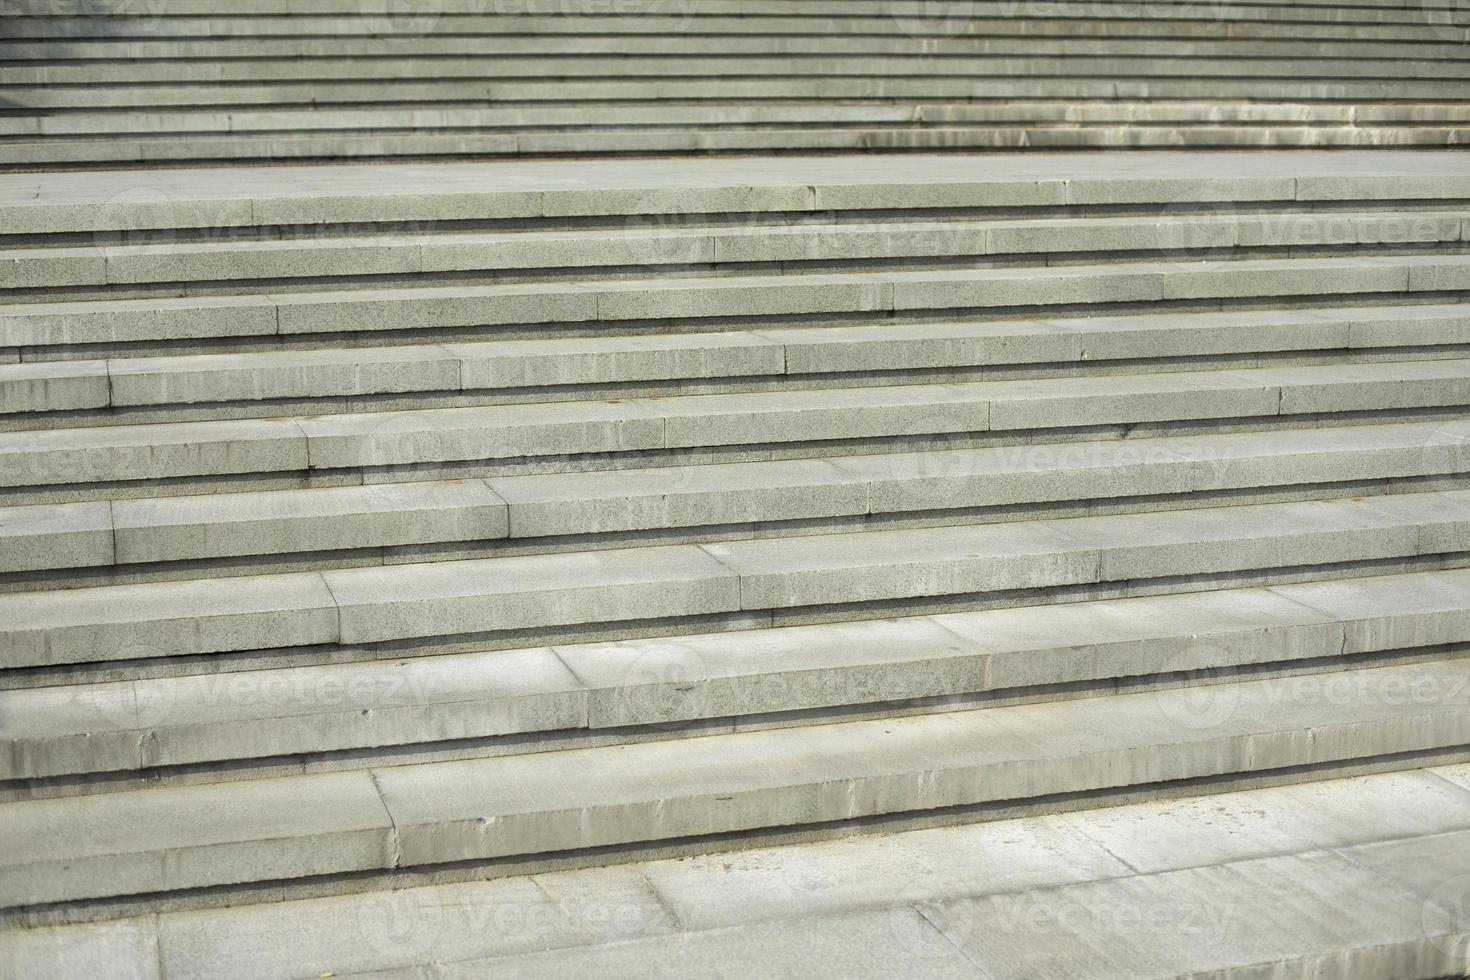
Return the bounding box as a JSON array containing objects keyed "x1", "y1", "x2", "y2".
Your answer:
[
  {"x1": 5, "y1": 488, "x2": 1470, "y2": 675},
  {"x1": 6, "y1": 105, "x2": 1470, "y2": 146},
  {"x1": 8, "y1": 765, "x2": 1467, "y2": 977},
  {"x1": 5, "y1": 254, "x2": 1468, "y2": 353},
  {"x1": 11, "y1": 80, "x2": 1470, "y2": 110},
  {"x1": 7, "y1": 0, "x2": 1463, "y2": 14},
  {"x1": 9, "y1": 125, "x2": 1469, "y2": 167},
  {"x1": 2, "y1": 2, "x2": 1461, "y2": 26},
  {"x1": 9, "y1": 37, "x2": 1470, "y2": 59},
  {"x1": 11, "y1": 57, "x2": 1470, "y2": 83},
  {"x1": 1, "y1": 566, "x2": 1465, "y2": 790},
  {"x1": 8, "y1": 0, "x2": 1464, "y2": 14},
  {"x1": 5, "y1": 358, "x2": 1469, "y2": 499},
  {"x1": 1, "y1": 419, "x2": 1465, "y2": 583},
  {"x1": 9, "y1": 17, "x2": 1463, "y2": 44},
  {"x1": 10, "y1": 105, "x2": 1470, "y2": 144},
  {"x1": 7, "y1": 154, "x2": 1460, "y2": 236},
  {"x1": 3, "y1": 654, "x2": 1467, "y2": 913},
  {"x1": 7, "y1": 213, "x2": 1465, "y2": 297},
  {"x1": 6, "y1": 305, "x2": 1469, "y2": 425}
]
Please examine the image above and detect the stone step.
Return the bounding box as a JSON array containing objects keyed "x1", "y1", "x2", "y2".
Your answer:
[
  {"x1": 6, "y1": 15, "x2": 1460, "y2": 46},
  {"x1": 4, "y1": 488, "x2": 1470, "y2": 674},
  {"x1": 8, "y1": 103, "x2": 1470, "y2": 146},
  {"x1": 1, "y1": 3, "x2": 1459, "y2": 30},
  {"x1": 9, "y1": 56, "x2": 1470, "y2": 86},
  {"x1": 12, "y1": 79, "x2": 1470, "y2": 113},
  {"x1": 8, "y1": 36, "x2": 1469, "y2": 60},
  {"x1": 3, "y1": 567, "x2": 1467, "y2": 793},
  {"x1": 1, "y1": 419, "x2": 1465, "y2": 583},
  {"x1": 5, "y1": 153, "x2": 1459, "y2": 239},
  {"x1": 7, "y1": 765, "x2": 1466, "y2": 976},
  {"x1": 7, "y1": 212, "x2": 1465, "y2": 298},
  {"x1": 6, "y1": 254, "x2": 1469, "y2": 354},
  {"x1": 5, "y1": 358, "x2": 1470, "y2": 500},
  {"x1": 7, "y1": 304, "x2": 1469, "y2": 425},
  {"x1": 7, "y1": 0, "x2": 1462, "y2": 14},
  {"x1": 7, "y1": 0, "x2": 1462, "y2": 16},
  {"x1": 1, "y1": 655, "x2": 1466, "y2": 912},
  {"x1": 9, "y1": 125, "x2": 1470, "y2": 168}
]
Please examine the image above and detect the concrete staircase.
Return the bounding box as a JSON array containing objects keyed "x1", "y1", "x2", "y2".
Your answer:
[
  {"x1": 2, "y1": 0, "x2": 1470, "y2": 165},
  {"x1": 2, "y1": 150, "x2": 1470, "y2": 974}
]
